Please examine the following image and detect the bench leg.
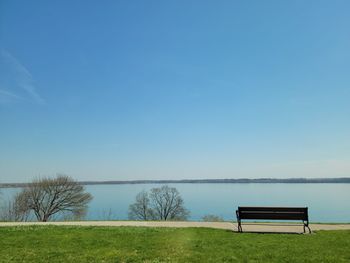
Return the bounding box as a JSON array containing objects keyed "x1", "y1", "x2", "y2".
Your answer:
[
  {"x1": 306, "y1": 224, "x2": 311, "y2": 234},
  {"x1": 236, "y1": 211, "x2": 243, "y2": 233},
  {"x1": 237, "y1": 221, "x2": 242, "y2": 233},
  {"x1": 304, "y1": 222, "x2": 311, "y2": 234}
]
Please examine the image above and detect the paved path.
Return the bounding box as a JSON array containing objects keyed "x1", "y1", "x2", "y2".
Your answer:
[{"x1": 0, "y1": 221, "x2": 349, "y2": 233}]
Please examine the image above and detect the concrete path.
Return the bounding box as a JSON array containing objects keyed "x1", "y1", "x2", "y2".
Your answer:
[{"x1": 1, "y1": 221, "x2": 350, "y2": 233}]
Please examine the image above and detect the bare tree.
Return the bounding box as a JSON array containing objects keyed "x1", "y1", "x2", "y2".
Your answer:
[
  {"x1": 0, "y1": 190, "x2": 4, "y2": 221},
  {"x1": 128, "y1": 191, "x2": 153, "y2": 220},
  {"x1": 16, "y1": 175, "x2": 93, "y2": 222},
  {"x1": 0, "y1": 193, "x2": 31, "y2": 222},
  {"x1": 128, "y1": 186, "x2": 189, "y2": 221}
]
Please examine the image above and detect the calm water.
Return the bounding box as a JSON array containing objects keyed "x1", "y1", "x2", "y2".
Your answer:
[{"x1": 2, "y1": 184, "x2": 350, "y2": 222}]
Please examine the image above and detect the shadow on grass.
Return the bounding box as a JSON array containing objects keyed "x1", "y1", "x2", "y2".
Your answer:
[{"x1": 235, "y1": 230, "x2": 308, "y2": 235}]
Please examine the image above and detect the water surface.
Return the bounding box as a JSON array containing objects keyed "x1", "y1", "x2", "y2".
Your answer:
[{"x1": 2, "y1": 183, "x2": 349, "y2": 222}]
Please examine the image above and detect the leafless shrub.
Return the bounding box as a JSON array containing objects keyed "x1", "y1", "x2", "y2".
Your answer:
[
  {"x1": 201, "y1": 214, "x2": 224, "y2": 222},
  {"x1": 0, "y1": 192, "x2": 31, "y2": 222}
]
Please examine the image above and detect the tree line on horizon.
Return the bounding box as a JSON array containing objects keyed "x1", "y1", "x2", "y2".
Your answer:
[{"x1": 2, "y1": 177, "x2": 350, "y2": 188}]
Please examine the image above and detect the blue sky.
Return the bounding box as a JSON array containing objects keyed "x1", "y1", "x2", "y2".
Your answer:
[{"x1": 1, "y1": 0, "x2": 350, "y2": 183}]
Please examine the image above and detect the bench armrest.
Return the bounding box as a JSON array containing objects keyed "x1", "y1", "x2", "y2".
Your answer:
[{"x1": 235, "y1": 210, "x2": 240, "y2": 221}]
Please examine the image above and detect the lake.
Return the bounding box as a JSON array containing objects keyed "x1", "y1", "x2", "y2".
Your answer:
[{"x1": 1, "y1": 183, "x2": 350, "y2": 222}]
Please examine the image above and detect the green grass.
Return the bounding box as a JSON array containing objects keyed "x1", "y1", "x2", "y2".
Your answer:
[{"x1": 1, "y1": 226, "x2": 350, "y2": 262}]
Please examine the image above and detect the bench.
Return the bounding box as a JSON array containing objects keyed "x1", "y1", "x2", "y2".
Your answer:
[{"x1": 236, "y1": 206, "x2": 311, "y2": 233}]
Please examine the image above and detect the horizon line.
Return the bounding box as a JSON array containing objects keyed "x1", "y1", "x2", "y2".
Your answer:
[{"x1": 1, "y1": 177, "x2": 350, "y2": 188}]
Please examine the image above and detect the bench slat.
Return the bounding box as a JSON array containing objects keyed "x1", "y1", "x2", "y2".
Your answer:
[
  {"x1": 238, "y1": 207, "x2": 307, "y2": 213},
  {"x1": 239, "y1": 212, "x2": 307, "y2": 220}
]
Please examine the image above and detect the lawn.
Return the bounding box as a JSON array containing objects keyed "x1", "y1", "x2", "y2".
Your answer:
[{"x1": 0, "y1": 226, "x2": 349, "y2": 263}]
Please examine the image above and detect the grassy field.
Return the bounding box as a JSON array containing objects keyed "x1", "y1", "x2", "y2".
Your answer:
[{"x1": 0, "y1": 226, "x2": 349, "y2": 263}]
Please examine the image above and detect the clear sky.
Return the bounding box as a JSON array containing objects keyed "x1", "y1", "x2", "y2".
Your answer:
[{"x1": 1, "y1": 0, "x2": 350, "y2": 183}]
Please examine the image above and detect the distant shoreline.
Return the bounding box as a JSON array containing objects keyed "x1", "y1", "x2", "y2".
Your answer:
[{"x1": 1, "y1": 177, "x2": 350, "y2": 188}]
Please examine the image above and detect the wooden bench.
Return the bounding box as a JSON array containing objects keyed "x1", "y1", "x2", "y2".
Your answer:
[{"x1": 236, "y1": 206, "x2": 311, "y2": 233}]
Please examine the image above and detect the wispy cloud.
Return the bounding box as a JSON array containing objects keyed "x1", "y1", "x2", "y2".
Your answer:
[
  {"x1": 0, "y1": 49, "x2": 45, "y2": 104},
  {"x1": 0, "y1": 89, "x2": 23, "y2": 100}
]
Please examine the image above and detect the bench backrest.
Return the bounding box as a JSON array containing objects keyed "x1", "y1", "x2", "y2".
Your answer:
[{"x1": 237, "y1": 207, "x2": 308, "y2": 221}]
